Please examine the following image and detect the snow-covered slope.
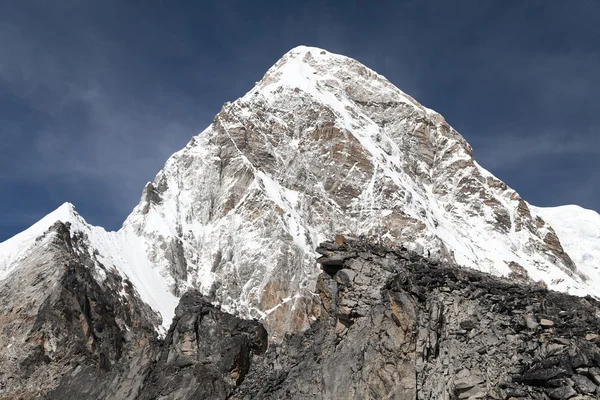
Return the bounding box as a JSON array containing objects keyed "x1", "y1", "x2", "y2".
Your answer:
[
  {"x1": 0, "y1": 203, "x2": 177, "y2": 333},
  {"x1": 1, "y1": 46, "x2": 599, "y2": 338},
  {"x1": 530, "y1": 204, "x2": 600, "y2": 290}
]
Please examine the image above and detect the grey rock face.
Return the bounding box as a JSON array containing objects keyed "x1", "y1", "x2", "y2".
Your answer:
[
  {"x1": 0, "y1": 222, "x2": 160, "y2": 400},
  {"x1": 232, "y1": 238, "x2": 600, "y2": 399},
  {"x1": 163, "y1": 237, "x2": 188, "y2": 295},
  {"x1": 3, "y1": 230, "x2": 600, "y2": 399}
]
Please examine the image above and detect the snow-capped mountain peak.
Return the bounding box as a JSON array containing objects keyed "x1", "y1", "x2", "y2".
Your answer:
[
  {"x1": 0, "y1": 201, "x2": 178, "y2": 333},
  {"x1": 116, "y1": 46, "x2": 600, "y2": 338},
  {"x1": 1, "y1": 46, "x2": 599, "y2": 339},
  {"x1": 246, "y1": 45, "x2": 423, "y2": 116}
]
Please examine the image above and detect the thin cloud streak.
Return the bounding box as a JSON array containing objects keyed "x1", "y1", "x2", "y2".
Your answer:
[
  {"x1": 471, "y1": 131, "x2": 599, "y2": 171},
  {"x1": 0, "y1": 14, "x2": 212, "y2": 228}
]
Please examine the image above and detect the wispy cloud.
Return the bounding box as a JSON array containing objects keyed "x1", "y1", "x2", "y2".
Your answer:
[
  {"x1": 471, "y1": 130, "x2": 599, "y2": 171},
  {"x1": 0, "y1": 15, "x2": 210, "y2": 229}
]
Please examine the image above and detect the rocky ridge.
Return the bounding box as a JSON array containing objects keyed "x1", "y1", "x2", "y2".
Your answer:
[
  {"x1": 0, "y1": 221, "x2": 160, "y2": 400},
  {"x1": 232, "y1": 237, "x2": 600, "y2": 399},
  {"x1": 2, "y1": 224, "x2": 600, "y2": 399}
]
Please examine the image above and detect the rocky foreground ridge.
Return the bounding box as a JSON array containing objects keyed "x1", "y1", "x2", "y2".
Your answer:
[
  {"x1": 2, "y1": 222, "x2": 600, "y2": 399},
  {"x1": 232, "y1": 237, "x2": 600, "y2": 399}
]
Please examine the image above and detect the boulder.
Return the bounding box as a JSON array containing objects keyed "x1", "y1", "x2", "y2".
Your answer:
[{"x1": 540, "y1": 319, "x2": 555, "y2": 328}]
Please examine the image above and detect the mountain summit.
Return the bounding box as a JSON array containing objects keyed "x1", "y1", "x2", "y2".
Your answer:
[{"x1": 1, "y1": 46, "x2": 599, "y2": 342}]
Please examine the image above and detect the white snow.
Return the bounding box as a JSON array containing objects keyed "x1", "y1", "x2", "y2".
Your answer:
[
  {"x1": 256, "y1": 171, "x2": 311, "y2": 253},
  {"x1": 3, "y1": 45, "x2": 600, "y2": 341},
  {"x1": 531, "y1": 204, "x2": 600, "y2": 291}
]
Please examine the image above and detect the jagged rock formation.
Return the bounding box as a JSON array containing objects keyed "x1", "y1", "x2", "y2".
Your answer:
[
  {"x1": 233, "y1": 237, "x2": 600, "y2": 399},
  {"x1": 136, "y1": 291, "x2": 268, "y2": 400}
]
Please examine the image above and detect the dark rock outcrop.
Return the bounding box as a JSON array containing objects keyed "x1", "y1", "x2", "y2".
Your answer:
[{"x1": 137, "y1": 291, "x2": 268, "y2": 400}]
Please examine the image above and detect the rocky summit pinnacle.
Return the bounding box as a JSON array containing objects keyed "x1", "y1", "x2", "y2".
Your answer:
[{"x1": 1, "y1": 46, "x2": 600, "y2": 398}]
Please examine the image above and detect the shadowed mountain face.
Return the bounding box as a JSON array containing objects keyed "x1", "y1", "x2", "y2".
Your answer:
[{"x1": 0, "y1": 222, "x2": 160, "y2": 399}]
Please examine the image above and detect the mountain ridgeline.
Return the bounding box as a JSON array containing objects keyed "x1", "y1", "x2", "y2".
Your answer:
[
  {"x1": 1, "y1": 46, "x2": 600, "y2": 399},
  {"x1": 3, "y1": 227, "x2": 600, "y2": 399}
]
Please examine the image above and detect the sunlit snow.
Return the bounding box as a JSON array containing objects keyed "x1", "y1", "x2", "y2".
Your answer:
[{"x1": 2, "y1": 46, "x2": 599, "y2": 338}]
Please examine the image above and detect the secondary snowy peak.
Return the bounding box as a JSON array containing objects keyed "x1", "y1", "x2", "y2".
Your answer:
[
  {"x1": 0, "y1": 202, "x2": 80, "y2": 279},
  {"x1": 0, "y1": 202, "x2": 178, "y2": 333}
]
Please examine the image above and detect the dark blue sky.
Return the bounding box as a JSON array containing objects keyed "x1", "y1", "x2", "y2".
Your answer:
[{"x1": 1, "y1": 1, "x2": 599, "y2": 241}]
